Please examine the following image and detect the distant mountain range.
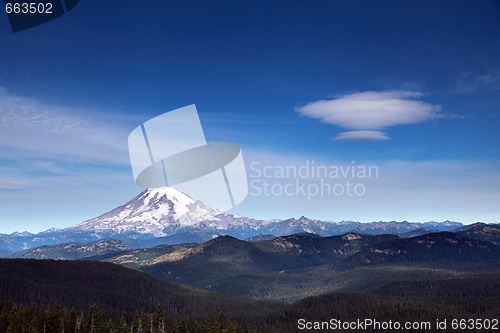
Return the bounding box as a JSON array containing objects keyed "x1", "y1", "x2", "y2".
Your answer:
[
  {"x1": 0, "y1": 187, "x2": 494, "y2": 254},
  {"x1": 12, "y1": 222, "x2": 499, "y2": 300}
]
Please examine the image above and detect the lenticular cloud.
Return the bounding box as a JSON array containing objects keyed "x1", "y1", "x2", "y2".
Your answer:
[{"x1": 297, "y1": 90, "x2": 441, "y2": 141}]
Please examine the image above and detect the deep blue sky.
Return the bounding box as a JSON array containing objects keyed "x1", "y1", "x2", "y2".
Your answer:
[{"x1": 0, "y1": 0, "x2": 499, "y2": 233}]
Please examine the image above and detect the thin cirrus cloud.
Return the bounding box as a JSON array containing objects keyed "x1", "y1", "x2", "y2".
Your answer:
[
  {"x1": 0, "y1": 87, "x2": 130, "y2": 164},
  {"x1": 296, "y1": 90, "x2": 442, "y2": 141},
  {"x1": 454, "y1": 71, "x2": 500, "y2": 94}
]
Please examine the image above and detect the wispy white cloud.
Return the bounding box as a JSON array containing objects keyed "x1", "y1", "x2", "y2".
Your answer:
[
  {"x1": 0, "y1": 87, "x2": 130, "y2": 164},
  {"x1": 0, "y1": 179, "x2": 28, "y2": 191},
  {"x1": 454, "y1": 71, "x2": 500, "y2": 94},
  {"x1": 296, "y1": 90, "x2": 442, "y2": 141}
]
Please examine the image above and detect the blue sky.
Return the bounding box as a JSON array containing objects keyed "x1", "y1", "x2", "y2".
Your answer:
[{"x1": 0, "y1": 0, "x2": 499, "y2": 233}]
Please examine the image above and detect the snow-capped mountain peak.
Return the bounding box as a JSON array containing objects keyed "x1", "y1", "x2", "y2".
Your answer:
[{"x1": 68, "y1": 187, "x2": 221, "y2": 236}]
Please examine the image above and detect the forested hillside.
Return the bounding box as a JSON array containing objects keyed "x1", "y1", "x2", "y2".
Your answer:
[{"x1": 1, "y1": 259, "x2": 500, "y2": 332}]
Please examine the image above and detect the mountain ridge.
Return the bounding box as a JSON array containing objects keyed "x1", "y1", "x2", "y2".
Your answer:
[
  {"x1": 109, "y1": 231, "x2": 500, "y2": 299},
  {"x1": 13, "y1": 239, "x2": 132, "y2": 260},
  {"x1": 1, "y1": 186, "x2": 496, "y2": 254}
]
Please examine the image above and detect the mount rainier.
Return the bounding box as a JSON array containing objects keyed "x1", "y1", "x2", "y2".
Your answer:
[{"x1": 0, "y1": 187, "x2": 464, "y2": 253}]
